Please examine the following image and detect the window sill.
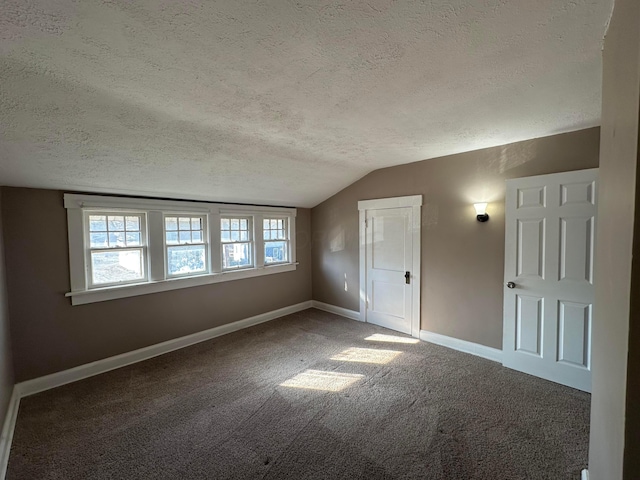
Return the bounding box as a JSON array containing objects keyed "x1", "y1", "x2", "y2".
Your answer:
[{"x1": 66, "y1": 263, "x2": 298, "y2": 306}]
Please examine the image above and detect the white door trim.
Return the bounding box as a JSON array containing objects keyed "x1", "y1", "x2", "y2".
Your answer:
[{"x1": 358, "y1": 195, "x2": 422, "y2": 337}]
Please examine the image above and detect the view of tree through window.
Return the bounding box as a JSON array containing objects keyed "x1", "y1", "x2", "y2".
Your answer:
[
  {"x1": 88, "y1": 214, "x2": 144, "y2": 285},
  {"x1": 165, "y1": 216, "x2": 206, "y2": 276}
]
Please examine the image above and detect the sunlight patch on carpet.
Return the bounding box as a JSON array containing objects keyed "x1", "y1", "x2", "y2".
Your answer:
[
  {"x1": 365, "y1": 333, "x2": 419, "y2": 344},
  {"x1": 331, "y1": 347, "x2": 402, "y2": 364},
  {"x1": 280, "y1": 370, "x2": 365, "y2": 392}
]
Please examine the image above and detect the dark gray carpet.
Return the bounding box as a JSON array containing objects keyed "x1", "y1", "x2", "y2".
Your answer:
[{"x1": 7, "y1": 309, "x2": 590, "y2": 479}]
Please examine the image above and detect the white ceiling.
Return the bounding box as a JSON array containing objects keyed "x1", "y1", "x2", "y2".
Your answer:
[{"x1": 0, "y1": 0, "x2": 613, "y2": 208}]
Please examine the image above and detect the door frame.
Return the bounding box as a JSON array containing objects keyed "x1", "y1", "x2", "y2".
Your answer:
[{"x1": 358, "y1": 195, "x2": 422, "y2": 338}]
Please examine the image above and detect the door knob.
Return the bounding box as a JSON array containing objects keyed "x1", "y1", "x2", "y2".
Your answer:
[
  {"x1": 405, "y1": 271, "x2": 411, "y2": 284},
  {"x1": 506, "y1": 282, "x2": 516, "y2": 289}
]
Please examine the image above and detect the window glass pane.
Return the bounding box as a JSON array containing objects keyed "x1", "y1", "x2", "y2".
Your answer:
[
  {"x1": 221, "y1": 218, "x2": 229, "y2": 230},
  {"x1": 108, "y1": 216, "x2": 124, "y2": 231},
  {"x1": 126, "y1": 232, "x2": 141, "y2": 246},
  {"x1": 231, "y1": 219, "x2": 239, "y2": 229},
  {"x1": 240, "y1": 231, "x2": 248, "y2": 241},
  {"x1": 166, "y1": 231, "x2": 179, "y2": 244},
  {"x1": 179, "y1": 217, "x2": 190, "y2": 230},
  {"x1": 264, "y1": 229, "x2": 270, "y2": 240},
  {"x1": 265, "y1": 241, "x2": 288, "y2": 264},
  {"x1": 263, "y1": 219, "x2": 269, "y2": 229},
  {"x1": 270, "y1": 219, "x2": 277, "y2": 229},
  {"x1": 222, "y1": 243, "x2": 251, "y2": 269},
  {"x1": 90, "y1": 232, "x2": 108, "y2": 248},
  {"x1": 126, "y1": 216, "x2": 140, "y2": 231},
  {"x1": 165, "y1": 217, "x2": 178, "y2": 231},
  {"x1": 179, "y1": 231, "x2": 191, "y2": 243},
  {"x1": 221, "y1": 231, "x2": 230, "y2": 242},
  {"x1": 192, "y1": 231, "x2": 202, "y2": 242},
  {"x1": 89, "y1": 215, "x2": 107, "y2": 232},
  {"x1": 240, "y1": 219, "x2": 247, "y2": 229},
  {"x1": 191, "y1": 218, "x2": 201, "y2": 230},
  {"x1": 231, "y1": 231, "x2": 239, "y2": 241},
  {"x1": 109, "y1": 232, "x2": 125, "y2": 246},
  {"x1": 167, "y1": 245, "x2": 206, "y2": 276},
  {"x1": 91, "y1": 249, "x2": 143, "y2": 285}
]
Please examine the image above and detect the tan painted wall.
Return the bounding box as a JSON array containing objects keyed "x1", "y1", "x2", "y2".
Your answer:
[
  {"x1": 1, "y1": 188, "x2": 312, "y2": 382},
  {"x1": 588, "y1": 0, "x2": 640, "y2": 478},
  {"x1": 311, "y1": 128, "x2": 600, "y2": 349},
  {"x1": 0, "y1": 191, "x2": 15, "y2": 422}
]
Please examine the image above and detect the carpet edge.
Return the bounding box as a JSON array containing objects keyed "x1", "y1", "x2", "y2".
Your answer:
[
  {"x1": 420, "y1": 330, "x2": 503, "y2": 363},
  {"x1": 0, "y1": 387, "x2": 20, "y2": 480},
  {"x1": 16, "y1": 300, "x2": 314, "y2": 398}
]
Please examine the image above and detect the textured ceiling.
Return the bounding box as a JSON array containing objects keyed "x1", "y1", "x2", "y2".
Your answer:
[{"x1": 0, "y1": 0, "x2": 613, "y2": 207}]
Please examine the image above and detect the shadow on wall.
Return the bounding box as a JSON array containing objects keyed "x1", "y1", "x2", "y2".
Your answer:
[{"x1": 310, "y1": 127, "x2": 600, "y2": 350}]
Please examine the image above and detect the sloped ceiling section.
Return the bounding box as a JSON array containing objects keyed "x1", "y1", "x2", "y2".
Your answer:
[{"x1": 0, "y1": 0, "x2": 612, "y2": 207}]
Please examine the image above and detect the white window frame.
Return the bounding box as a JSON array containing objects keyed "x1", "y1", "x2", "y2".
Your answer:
[
  {"x1": 84, "y1": 210, "x2": 148, "y2": 288},
  {"x1": 220, "y1": 215, "x2": 254, "y2": 271},
  {"x1": 262, "y1": 216, "x2": 291, "y2": 266},
  {"x1": 163, "y1": 213, "x2": 209, "y2": 278},
  {"x1": 65, "y1": 194, "x2": 297, "y2": 305}
]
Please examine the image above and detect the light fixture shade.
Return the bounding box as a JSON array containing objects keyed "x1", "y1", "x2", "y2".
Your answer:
[
  {"x1": 473, "y1": 203, "x2": 489, "y2": 222},
  {"x1": 473, "y1": 203, "x2": 488, "y2": 215}
]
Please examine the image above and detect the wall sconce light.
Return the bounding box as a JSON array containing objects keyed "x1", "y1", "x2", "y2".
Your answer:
[{"x1": 474, "y1": 203, "x2": 489, "y2": 222}]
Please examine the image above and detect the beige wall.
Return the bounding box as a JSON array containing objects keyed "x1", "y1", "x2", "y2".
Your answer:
[
  {"x1": 1, "y1": 187, "x2": 312, "y2": 382},
  {"x1": 588, "y1": 0, "x2": 640, "y2": 478},
  {"x1": 311, "y1": 127, "x2": 600, "y2": 349},
  {"x1": 0, "y1": 191, "x2": 15, "y2": 423}
]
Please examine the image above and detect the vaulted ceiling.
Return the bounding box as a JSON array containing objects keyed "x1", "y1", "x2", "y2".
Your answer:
[{"x1": 0, "y1": 0, "x2": 613, "y2": 207}]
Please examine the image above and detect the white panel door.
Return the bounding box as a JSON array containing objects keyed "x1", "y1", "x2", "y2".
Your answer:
[
  {"x1": 503, "y1": 168, "x2": 597, "y2": 392},
  {"x1": 366, "y1": 207, "x2": 413, "y2": 335}
]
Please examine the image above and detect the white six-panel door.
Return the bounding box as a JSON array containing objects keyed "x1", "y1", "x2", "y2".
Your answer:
[{"x1": 503, "y1": 168, "x2": 597, "y2": 392}]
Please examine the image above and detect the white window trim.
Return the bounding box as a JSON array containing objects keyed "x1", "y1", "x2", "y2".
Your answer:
[
  {"x1": 220, "y1": 214, "x2": 255, "y2": 271},
  {"x1": 262, "y1": 215, "x2": 292, "y2": 266},
  {"x1": 65, "y1": 194, "x2": 297, "y2": 306},
  {"x1": 84, "y1": 210, "x2": 148, "y2": 288},
  {"x1": 163, "y1": 213, "x2": 209, "y2": 279}
]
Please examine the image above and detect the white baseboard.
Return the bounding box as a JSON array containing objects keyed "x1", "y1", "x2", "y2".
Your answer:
[
  {"x1": 0, "y1": 387, "x2": 20, "y2": 480},
  {"x1": 419, "y1": 330, "x2": 503, "y2": 363},
  {"x1": 581, "y1": 469, "x2": 588, "y2": 480},
  {"x1": 311, "y1": 301, "x2": 361, "y2": 321},
  {"x1": 17, "y1": 301, "x2": 313, "y2": 398}
]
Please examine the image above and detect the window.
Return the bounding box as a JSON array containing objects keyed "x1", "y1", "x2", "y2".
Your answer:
[
  {"x1": 65, "y1": 194, "x2": 297, "y2": 305},
  {"x1": 220, "y1": 217, "x2": 252, "y2": 269},
  {"x1": 263, "y1": 217, "x2": 289, "y2": 264},
  {"x1": 164, "y1": 215, "x2": 207, "y2": 277},
  {"x1": 86, "y1": 213, "x2": 146, "y2": 287}
]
